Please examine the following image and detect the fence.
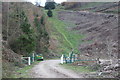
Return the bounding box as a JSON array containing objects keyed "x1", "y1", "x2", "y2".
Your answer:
[
  {"x1": 61, "y1": 51, "x2": 98, "y2": 64},
  {"x1": 21, "y1": 57, "x2": 31, "y2": 65},
  {"x1": 61, "y1": 51, "x2": 78, "y2": 64},
  {"x1": 21, "y1": 53, "x2": 35, "y2": 65}
]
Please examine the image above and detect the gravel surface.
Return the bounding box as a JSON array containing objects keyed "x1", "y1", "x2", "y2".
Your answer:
[{"x1": 30, "y1": 60, "x2": 84, "y2": 78}]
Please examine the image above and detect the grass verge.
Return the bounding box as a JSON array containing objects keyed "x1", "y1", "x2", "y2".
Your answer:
[
  {"x1": 11, "y1": 61, "x2": 40, "y2": 78},
  {"x1": 60, "y1": 63, "x2": 95, "y2": 73}
]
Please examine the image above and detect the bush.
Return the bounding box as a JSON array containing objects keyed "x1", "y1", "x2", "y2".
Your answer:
[
  {"x1": 47, "y1": 9, "x2": 53, "y2": 17},
  {"x1": 41, "y1": 16, "x2": 45, "y2": 25}
]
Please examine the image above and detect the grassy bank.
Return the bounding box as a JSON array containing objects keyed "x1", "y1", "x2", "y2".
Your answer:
[
  {"x1": 60, "y1": 64, "x2": 95, "y2": 73},
  {"x1": 11, "y1": 61, "x2": 40, "y2": 78},
  {"x1": 44, "y1": 8, "x2": 84, "y2": 55}
]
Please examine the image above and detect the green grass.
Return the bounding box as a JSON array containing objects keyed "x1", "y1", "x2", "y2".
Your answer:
[
  {"x1": 11, "y1": 61, "x2": 40, "y2": 78},
  {"x1": 61, "y1": 64, "x2": 94, "y2": 73},
  {"x1": 45, "y1": 9, "x2": 84, "y2": 55}
]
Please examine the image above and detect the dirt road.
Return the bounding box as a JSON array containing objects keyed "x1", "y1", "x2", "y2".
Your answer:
[{"x1": 30, "y1": 60, "x2": 83, "y2": 78}]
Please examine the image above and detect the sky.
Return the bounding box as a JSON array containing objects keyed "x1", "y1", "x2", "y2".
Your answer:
[{"x1": 28, "y1": 0, "x2": 67, "y2": 6}]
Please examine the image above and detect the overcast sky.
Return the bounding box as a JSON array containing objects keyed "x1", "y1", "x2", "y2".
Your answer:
[{"x1": 28, "y1": 0, "x2": 67, "y2": 6}]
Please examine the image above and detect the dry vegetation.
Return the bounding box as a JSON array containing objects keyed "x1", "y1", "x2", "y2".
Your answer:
[{"x1": 2, "y1": 2, "x2": 50, "y2": 78}]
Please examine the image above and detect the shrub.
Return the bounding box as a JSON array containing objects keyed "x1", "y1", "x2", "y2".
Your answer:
[
  {"x1": 41, "y1": 16, "x2": 45, "y2": 25},
  {"x1": 47, "y1": 9, "x2": 53, "y2": 17}
]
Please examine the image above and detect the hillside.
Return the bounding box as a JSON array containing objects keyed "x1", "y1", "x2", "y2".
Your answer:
[
  {"x1": 2, "y1": 2, "x2": 50, "y2": 78},
  {"x1": 58, "y1": 11, "x2": 118, "y2": 59},
  {"x1": 47, "y1": 2, "x2": 118, "y2": 59},
  {"x1": 46, "y1": 2, "x2": 119, "y2": 78},
  {"x1": 61, "y1": 2, "x2": 119, "y2": 14},
  {"x1": 1, "y1": 2, "x2": 119, "y2": 78}
]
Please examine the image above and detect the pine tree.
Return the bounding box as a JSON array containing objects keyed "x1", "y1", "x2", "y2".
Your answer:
[{"x1": 13, "y1": 11, "x2": 36, "y2": 56}]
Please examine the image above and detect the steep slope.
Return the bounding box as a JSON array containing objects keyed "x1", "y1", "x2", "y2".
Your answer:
[
  {"x1": 45, "y1": 4, "x2": 119, "y2": 77},
  {"x1": 58, "y1": 2, "x2": 119, "y2": 60},
  {"x1": 46, "y1": 9, "x2": 84, "y2": 55},
  {"x1": 58, "y1": 11, "x2": 118, "y2": 59},
  {"x1": 47, "y1": 2, "x2": 119, "y2": 59},
  {"x1": 2, "y1": 2, "x2": 50, "y2": 78},
  {"x1": 61, "y1": 2, "x2": 119, "y2": 14}
]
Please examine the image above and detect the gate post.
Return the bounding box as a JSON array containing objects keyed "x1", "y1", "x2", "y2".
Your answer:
[
  {"x1": 32, "y1": 53, "x2": 35, "y2": 62},
  {"x1": 70, "y1": 52, "x2": 73, "y2": 63},
  {"x1": 61, "y1": 54, "x2": 64, "y2": 64},
  {"x1": 73, "y1": 54, "x2": 75, "y2": 62},
  {"x1": 76, "y1": 54, "x2": 78, "y2": 61},
  {"x1": 64, "y1": 55, "x2": 67, "y2": 63},
  {"x1": 28, "y1": 57, "x2": 31, "y2": 65}
]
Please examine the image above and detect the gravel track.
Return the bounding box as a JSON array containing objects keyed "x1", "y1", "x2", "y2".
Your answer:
[{"x1": 30, "y1": 60, "x2": 83, "y2": 78}]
